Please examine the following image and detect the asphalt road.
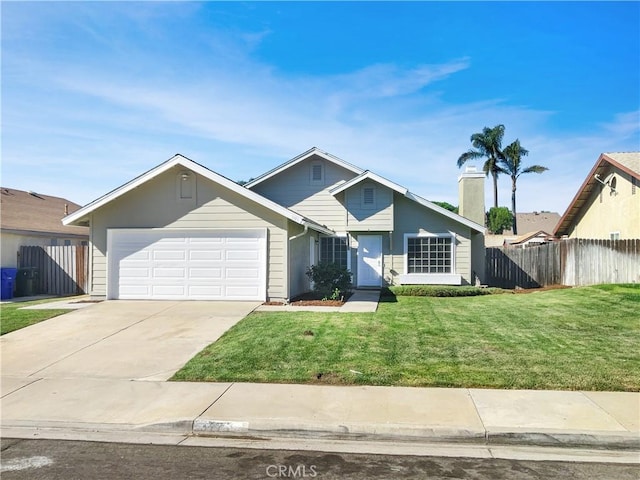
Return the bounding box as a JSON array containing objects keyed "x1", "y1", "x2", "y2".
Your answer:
[{"x1": 1, "y1": 438, "x2": 637, "y2": 480}]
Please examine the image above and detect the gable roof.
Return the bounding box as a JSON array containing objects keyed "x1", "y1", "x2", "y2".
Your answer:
[
  {"x1": 329, "y1": 170, "x2": 408, "y2": 196},
  {"x1": 62, "y1": 154, "x2": 334, "y2": 235},
  {"x1": 329, "y1": 170, "x2": 484, "y2": 233},
  {"x1": 507, "y1": 230, "x2": 554, "y2": 245},
  {"x1": 501, "y1": 212, "x2": 561, "y2": 236},
  {"x1": 1, "y1": 188, "x2": 89, "y2": 238},
  {"x1": 244, "y1": 147, "x2": 364, "y2": 188},
  {"x1": 554, "y1": 152, "x2": 640, "y2": 236}
]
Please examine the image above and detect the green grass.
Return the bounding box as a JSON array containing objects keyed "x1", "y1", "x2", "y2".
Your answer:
[
  {"x1": 172, "y1": 284, "x2": 640, "y2": 391},
  {"x1": 1, "y1": 299, "x2": 69, "y2": 335}
]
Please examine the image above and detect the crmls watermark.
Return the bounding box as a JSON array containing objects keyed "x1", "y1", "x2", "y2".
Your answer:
[{"x1": 265, "y1": 464, "x2": 318, "y2": 478}]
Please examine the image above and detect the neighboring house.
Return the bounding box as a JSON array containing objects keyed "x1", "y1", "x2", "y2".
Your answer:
[
  {"x1": 554, "y1": 152, "x2": 640, "y2": 239},
  {"x1": 484, "y1": 211, "x2": 560, "y2": 247},
  {"x1": 63, "y1": 148, "x2": 486, "y2": 301},
  {"x1": 1, "y1": 188, "x2": 89, "y2": 268},
  {"x1": 503, "y1": 230, "x2": 555, "y2": 248}
]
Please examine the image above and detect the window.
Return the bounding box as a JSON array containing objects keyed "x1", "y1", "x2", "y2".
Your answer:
[
  {"x1": 50, "y1": 239, "x2": 58, "y2": 246},
  {"x1": 64, "y1": 240, "x2": 71, "y2": 246},
  {"x1": 362, "y1": 185, "x2": 376, "y2": 208},
  {"x1": 406, "y1": 235, "x2": 453, "y2": 274},
  {"x1": 310, "y1": 161, "x2": 324, "y2": 185},
  {"x1": 610, "y1": 232, "x2": 620, "y2": 241},
  {"x1": 319, "y1": 236, "x2": 348, "y2": 269}
]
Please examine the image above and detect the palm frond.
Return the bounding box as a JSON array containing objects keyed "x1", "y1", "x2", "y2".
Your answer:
[
  {"x1": 522, "y1": 165, "x2": 548, "y2": 174},
  {"x1": 457, "y1": 149, "x2": 482, "y2": 167}
]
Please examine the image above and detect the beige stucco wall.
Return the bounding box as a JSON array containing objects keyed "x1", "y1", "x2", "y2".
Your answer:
[
  {"x1": 1, "y1": 232, "x2": 87, "y2": 268},
  {"x1": 89, "y1": 165, "x2": 290, "y2": 300},
  {"x1": 569, "y1": 167, "x2": 640, "y2": 239}
]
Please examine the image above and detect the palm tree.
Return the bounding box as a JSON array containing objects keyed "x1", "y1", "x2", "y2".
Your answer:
[
  {"x1": 457, "y1": 124, "x2": 506, "y2": 209},
  {"x1": 501, "y1": 139, "x2": 548, "y2": 234}
]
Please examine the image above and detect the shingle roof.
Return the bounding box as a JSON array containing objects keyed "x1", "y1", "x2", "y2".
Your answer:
[
  {"x1": 605, "y1": 152, "x2": 640, "y2": 177},
  {"x1": 1, "y1": 188, "x2": 89, "y2": 237},
  {"x1": 503, "y1": 212, "x2": 561, "y2": 236}
]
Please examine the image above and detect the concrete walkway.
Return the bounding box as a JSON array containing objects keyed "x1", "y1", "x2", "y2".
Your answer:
[{"x1": 2, "y1": 378, "x2": 638, "y2": 453}]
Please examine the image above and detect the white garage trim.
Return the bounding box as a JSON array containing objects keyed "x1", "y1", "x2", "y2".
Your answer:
[{"x1": 107, "y1": 228, "x2": 267, "y2": 301}]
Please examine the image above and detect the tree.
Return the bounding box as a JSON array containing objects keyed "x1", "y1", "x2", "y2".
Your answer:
[
  {"x1": 432, "y1": 201, "x2": 459, "y2": 214},
  {"x1": 457, "y1": 124, "x2": 506, "y2": 209},
  {"x1": 501, "y1": 140, "x2": 548, "y2": 234},
  {"x1": 487, "y1": 207, "x2": 513, "y2": 234}
]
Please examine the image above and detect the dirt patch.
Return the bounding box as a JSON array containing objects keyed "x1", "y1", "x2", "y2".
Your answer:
[
  {"x1": 513, "y1": 284, "x2": 572, "y2": 294},
  {"x1": 263, "y1": 291, "x2": 352, "y2": 307}
]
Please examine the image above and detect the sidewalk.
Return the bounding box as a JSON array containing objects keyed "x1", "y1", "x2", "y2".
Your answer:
[{"x1": 2, "y1": 378, "x2": 638, "y2": 453}]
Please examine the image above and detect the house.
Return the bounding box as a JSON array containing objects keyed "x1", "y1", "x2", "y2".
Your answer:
[
  {"x1": 503, "y1": 230, "x2": 555, "y2": 248},
  {"x1": 484, "y1": 211, "x2": 561, "y2": 247},
  {"x1": 554, "y1": 152, "x2": 640, "y2": 239},
  {"x1": 63, "y1": 148, "x2": 486, "y2": 301},
  {"x1": 1, "y1": 188, "x2": 89, "y2": 268}
]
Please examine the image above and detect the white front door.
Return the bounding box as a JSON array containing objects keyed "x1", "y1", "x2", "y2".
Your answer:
[{"x1": 357, "y1": 235, "x2": 382, "y2": 287}]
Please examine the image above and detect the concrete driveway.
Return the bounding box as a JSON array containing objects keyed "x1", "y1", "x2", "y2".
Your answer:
[{"x1": 0, "y1": 301, "x2": 259, "y2": 381}]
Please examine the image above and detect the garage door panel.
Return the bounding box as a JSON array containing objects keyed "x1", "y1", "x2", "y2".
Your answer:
[
  {"x1": 190, "y1": 250, "x2": 223, "y2": 261},
  {"x1": 109, "y1": 229, "x2": 266, "y2": 301}
]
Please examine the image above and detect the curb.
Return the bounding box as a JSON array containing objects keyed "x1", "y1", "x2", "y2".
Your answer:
[
  {"x1": 191, "y1": 419, "x2": 640, "y2": 451},
  {"x1": 3, "y1": 419, "x2": 639, "y2": 451}
]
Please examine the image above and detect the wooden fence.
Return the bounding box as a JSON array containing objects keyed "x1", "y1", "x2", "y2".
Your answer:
[
  {"x1": 18, "y1": 245, "x2": 89, "y2": 295},
  {"x1": 486, "y1": 239, "x2": 640, "y2": 288}
]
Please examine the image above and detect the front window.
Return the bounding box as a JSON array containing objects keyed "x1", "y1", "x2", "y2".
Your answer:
[
  {"x1": 319, "y1": 236, "x2": 348, "y2": 269},
  {"x1": 407, "y1": 236, "x2": 452, "y2": 273}
]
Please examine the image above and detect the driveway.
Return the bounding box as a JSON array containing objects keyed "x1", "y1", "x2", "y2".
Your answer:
[{"x1": 0, "y1": 301, "x2": 259, "y2": 381}]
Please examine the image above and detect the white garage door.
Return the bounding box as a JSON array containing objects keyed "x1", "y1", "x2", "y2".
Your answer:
[{"x1": 107, "y1": 229, "x2": 266, "y2": 301}]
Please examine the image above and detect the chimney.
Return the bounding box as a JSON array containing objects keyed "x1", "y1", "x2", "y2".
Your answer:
[{"x1": 458, "y1": 166, "x2": 485, "y2": 226}]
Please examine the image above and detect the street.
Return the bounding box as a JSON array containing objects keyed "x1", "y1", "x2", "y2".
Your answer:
[{"x1": 1, "y1": 438, "x2": 637, "y2": 480}]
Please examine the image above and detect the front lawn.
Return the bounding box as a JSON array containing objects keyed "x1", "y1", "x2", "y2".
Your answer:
[
  {"x1": 172, "y1": 284, "x2": 640, "y2": 391},
  {"x1": 0, "y1": 299, "x2": 69, "y2": 335}
]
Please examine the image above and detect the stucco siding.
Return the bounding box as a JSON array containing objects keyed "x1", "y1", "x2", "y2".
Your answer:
[
  {"x1": 386, "y1": 195, "x2": 474, "y2": 285},
  {"x1": 345, "y1": 184, "x2": 394, "y2": 231},
  {"x1": 249, "y1": 154, "x2": 358, "y2": 231},
  {"x1": 568, "y1": 167, "x2": 640, "y2": 239},
  {"x1": 89, "y1": 165, "x2": 289, "y2": 300}
]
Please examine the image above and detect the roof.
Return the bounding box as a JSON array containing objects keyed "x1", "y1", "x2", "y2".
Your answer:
[
  {"x1": 244, "y1": 147, "x2": 364, "y2": 188},
  {"x1": 328, "y1": 170, "x2": 408, "y2": 196},
  {"x1": 249, "y1": 148, "x2": 485, "y2": 234},
  {"x1": 507, "y1": 230, "x2": 554, "y2": 245},
  {"x1": 1, "y1": 188, "x2": 89, "y2": 238},
  {"x1": 62, "y1": 155, "x2": 335, "y2": 235},
  {"x1": 501, "y1": 212, "x2": 561, "y2": 236},
  {"x1": 554, "y1": 152, "x2": 640, "y2": 236}
]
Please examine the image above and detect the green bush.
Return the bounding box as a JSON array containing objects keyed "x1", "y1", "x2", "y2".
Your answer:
[
  {"x1": 306, "y1": 263, "x2": 353, "y2": 299},
  {"x1": 384, "y1": 285, "x2": 505, "y2": 297}
]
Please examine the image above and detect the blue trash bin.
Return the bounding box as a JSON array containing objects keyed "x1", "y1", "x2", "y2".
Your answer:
[{"x1": 1, "y1": 268, "x2": 18, "y2": 300}]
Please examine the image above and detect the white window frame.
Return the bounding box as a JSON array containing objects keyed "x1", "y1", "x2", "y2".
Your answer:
[
  {"x1": 318, "y1": 234, "x2": 350, "y2": 271},
  {"x1": 310, "y1": 161, "x2": 324, "y2": 185},
  {"x1": 610, "y1": 231, "x2": 621, "y2": 241},
  {"x1": 400, "y1": 232, "x2": 461, "y2": 285}
]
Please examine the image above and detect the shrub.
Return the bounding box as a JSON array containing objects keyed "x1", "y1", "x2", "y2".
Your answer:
[
  {"x1": 487, "y1": 206, "x2": 514, "y2": 234},
  {"x1": 306, "y1": 263, "x2": 353, "y2": 299},
  {"x1": 385, "y1": 285, "x2": 506, "y2": 297}
]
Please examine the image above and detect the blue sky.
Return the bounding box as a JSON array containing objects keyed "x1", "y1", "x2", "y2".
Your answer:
[{"x1": 2, "y1": 1, "x2": 639, "y2": 214}]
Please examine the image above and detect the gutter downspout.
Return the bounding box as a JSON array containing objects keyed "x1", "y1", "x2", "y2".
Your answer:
[{"x1": 288, "y1": 224, "x2": 309, "y2": 241}]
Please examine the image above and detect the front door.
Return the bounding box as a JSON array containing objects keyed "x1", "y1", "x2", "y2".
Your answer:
[{"x1": 357, "y1": 235, "x2": 382, "y2": 287}]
